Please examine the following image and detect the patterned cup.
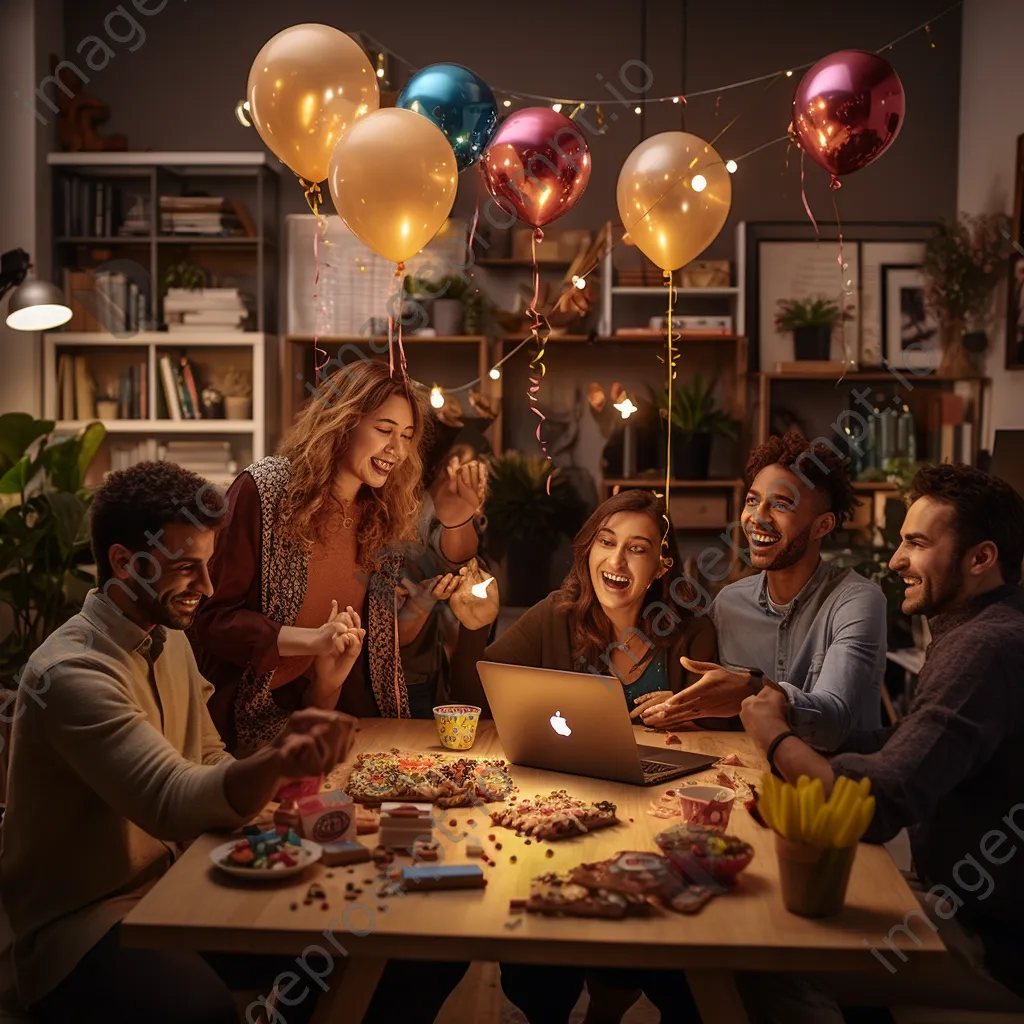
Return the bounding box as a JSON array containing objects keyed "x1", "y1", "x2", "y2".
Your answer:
[
  {"x1": 678, "y1": 785, "x2": 736, "y2": 831},
  {"x1": 432, "y1": 704, "x2": 482, "y2": 750}
]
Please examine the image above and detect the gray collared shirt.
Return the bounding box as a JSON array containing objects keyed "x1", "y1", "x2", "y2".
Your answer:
[{"x1": 709, "y1": 559, "x2": 887, "y2": 750}]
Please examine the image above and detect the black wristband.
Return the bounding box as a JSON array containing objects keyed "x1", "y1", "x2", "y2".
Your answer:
[
  {"x1": 439, "y1": 515, "x2": 476, "y2": 530},
  {"x1": 765, "y1": 729, "x2": 796, "y2": 778}
]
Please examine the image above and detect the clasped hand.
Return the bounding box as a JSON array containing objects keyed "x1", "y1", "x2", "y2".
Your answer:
[{"x1": 640, "y1": 658, "x2": 755, "y2": 729}]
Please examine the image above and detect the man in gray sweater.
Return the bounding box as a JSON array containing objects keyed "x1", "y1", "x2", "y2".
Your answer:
[{"x1": 742, "y1": 463, "x2": 1024, "y2": 1017}]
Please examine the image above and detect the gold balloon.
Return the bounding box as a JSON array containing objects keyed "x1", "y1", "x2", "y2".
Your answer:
[
  {"x1": 328, "y1": 107, "x2": 459, "y2": 265},
  {"x1": 616, "y1": 132, "x2": 732, "y2": 272},
  {"x1": 247, "y1": 24, "x2": 379, "y2": 183}
]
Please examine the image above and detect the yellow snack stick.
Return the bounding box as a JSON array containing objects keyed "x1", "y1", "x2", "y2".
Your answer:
[
  {"x1": 806, "y1": 777, "x2": 825, "y2": 816},
  {"x1": 835, "y1": 798, "x2": 869, "y2": 848},
  {"x1": 828, "y1": 779, "x2": 859, "y2": 832},
  {"x1": 758, "y1": 785, "x2": 777, "y2": 832},
  {"x1": 797, "y1": 775, "x2": 812, "y2": 790},
  {"x1": 799, "y1": 783, "x2": 814, "y2": 839},
  {"x1": 809, "y1": 804, "x2": 830, "y2": 846},
  {"x1": 784, "y1": 784, "x2": 801, "y2": 842},
  {"x1": 828, "y1": 775, "x2": 851, "y2": 807},
  {"x1": 854, "y1": 796, "x2": 876, "y2": 842},
  {"x1": 856, "y1": 776, "x2": 872, "y2": 798}
]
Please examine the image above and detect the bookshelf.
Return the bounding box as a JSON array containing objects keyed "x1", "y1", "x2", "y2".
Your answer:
[{"x1": 44, "y1": 153, "x2": 279, "y2": 484}]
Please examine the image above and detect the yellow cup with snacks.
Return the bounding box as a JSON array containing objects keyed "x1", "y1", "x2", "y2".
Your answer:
[{"x1": 432, "y1": 704, "x2": 481, "y2": 750}]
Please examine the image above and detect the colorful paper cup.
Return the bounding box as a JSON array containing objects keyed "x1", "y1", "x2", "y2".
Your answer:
[
  {"x1": 678, "y1": 785, "x2": 736, "y2": 831},
  {"x1": 432, "y1": 704, "x2": 482, "y2": 750}
]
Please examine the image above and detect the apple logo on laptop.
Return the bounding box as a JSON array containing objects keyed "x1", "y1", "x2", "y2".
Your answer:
[{"x1": 549, "y1": 711, "x2": 571, "y2": 737}]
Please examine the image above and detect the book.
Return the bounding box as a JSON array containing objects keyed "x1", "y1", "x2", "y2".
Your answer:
[
  {"x1": 74, "y1": 356, "x2": 95, "y2": 420},
  {"x1": 57, "y1": 354, "x2": 74, "y2": 419},
  {"x1": 159, "y1": 355, "x2": 183, "y2": 421},
  {"x1": 182, "y1": 310, "x2": 247, "y2": 326},
  {"x1": 180, "y1": 358, "x2": 202, "y2": 419},
  {"x1": 174, "y1": 362, "x2": 194, "y2": 419},
  {"x1": 774, "y1": 361, "x2": 850, "y2": 374}
]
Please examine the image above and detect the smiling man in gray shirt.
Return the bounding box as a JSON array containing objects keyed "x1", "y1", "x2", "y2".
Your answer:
[{"x1": 643, "y1": 430, "x2": 886, "y2": 751}]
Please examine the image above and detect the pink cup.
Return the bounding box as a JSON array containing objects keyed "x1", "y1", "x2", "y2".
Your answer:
[{"x1": 678, "y1": 785, "x2": 735, "y2": 831}]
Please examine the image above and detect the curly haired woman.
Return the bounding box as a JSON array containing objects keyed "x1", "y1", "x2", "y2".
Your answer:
[{"x1": 188, "y1": 360, "x2": 490, "y2": 754}]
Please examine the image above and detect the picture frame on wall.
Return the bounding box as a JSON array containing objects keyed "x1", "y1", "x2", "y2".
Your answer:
[
  {"x1": 881, "y1": 264, "x2": 941, "y2": 371},
  {"x1": 1007, "y1": 133, "x2": 1024, "y2": 369}
]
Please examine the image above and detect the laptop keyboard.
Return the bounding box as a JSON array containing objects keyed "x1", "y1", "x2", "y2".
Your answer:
[{"x1": 640, "y1": 759, "x2": 680, "y2": 780}]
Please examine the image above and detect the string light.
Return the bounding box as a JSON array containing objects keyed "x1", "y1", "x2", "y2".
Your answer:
[
  {"x1": 376, "y1": 68, "x2": 385, "y2": 78},
  {"x1": 613, "y1": 396, "x2": 639, "y2": 419},
  {"x1": 691, "y1": 174, "x2": 707, "y2": 192},
  {"x1": 429, "y1": 385, "x2": 445, "y2": 409},
  {"x1": 551, "y1": 102, "x2": 562, "y2": 113},
  {"x1": 672, "y1": 96, "x2": 681, "y2": 104},
  {"x1": 503, "y1": 99, "x2": 512, "y2": 108},
  {"x1": 785, "y1": 70, "x2": 794, "y2": 77},
  {"x1": 725, "y1": 159, "x2": 738, "y2": 173},
  {"x1": 488, "y1": 367, "x2": 501, "y2": 380},
  {"x1": 634, "y1": 106, "x2": 642, "y2": 114},
  {"x1": 574, "y1": 276, "x2": 587, "y2": 290}
]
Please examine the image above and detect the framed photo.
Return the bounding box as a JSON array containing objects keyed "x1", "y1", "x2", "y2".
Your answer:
[
  {"x1": 881, "y1": 264, "x2": 941, "y2": 371},
  {"x1": 1007, "y1": 133, "x2": 1024, "y2": 369}
]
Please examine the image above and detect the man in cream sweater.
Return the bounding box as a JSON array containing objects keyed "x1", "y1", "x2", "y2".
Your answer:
[{"x1": 0, "y1": 462, "x2": 355, "y2": 1022}]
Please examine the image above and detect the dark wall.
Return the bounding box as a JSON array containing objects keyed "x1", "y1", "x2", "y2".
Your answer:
[{"x1": 60, "y1": 0, "x2": 961, "y2": 255}]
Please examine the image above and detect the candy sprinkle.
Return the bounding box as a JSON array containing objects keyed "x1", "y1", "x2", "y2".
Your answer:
[{"x1": 545, "y1": 849, "x2": 554, "y2": 858}]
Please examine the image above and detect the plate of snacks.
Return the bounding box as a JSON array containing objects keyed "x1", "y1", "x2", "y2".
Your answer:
[
  {"x1": 655, "y1": 823, "x2": 754, "y2": 884},
  {"x1": 211, "y1": 826, "x2": 322, "y2": 881}
]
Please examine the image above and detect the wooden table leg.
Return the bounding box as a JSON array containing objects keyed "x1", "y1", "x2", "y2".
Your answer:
[
  {"x1": 686, "y1": 968, "x2": 751, "y2": 1024},
  {"x1": 311, "y1": 956, "x2": 387, "y2": 1024}
]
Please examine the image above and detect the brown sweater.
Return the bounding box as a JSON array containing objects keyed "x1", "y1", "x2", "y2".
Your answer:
[
  {"x1": 484, "y1": 591, "x2": 718, "y2": 697},
  {"x1": 832, "y1": 584, "x2": 1024, "y2": 996}
]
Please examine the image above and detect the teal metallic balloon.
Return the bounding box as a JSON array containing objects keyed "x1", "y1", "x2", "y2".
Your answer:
[{"x1": 397, "y1": 63, "x2": 497, "y2": 172}]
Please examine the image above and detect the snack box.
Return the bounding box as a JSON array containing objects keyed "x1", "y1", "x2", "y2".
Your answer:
[
  {"x1": 321, "y1": 840, "x2": 372, "y2": 866},
  {"x1": 400, "y1": 864, "x2": 486, "y2": 891},
  {"x1": 297, "y1": 789, "x2": 355, "y2": 845}
]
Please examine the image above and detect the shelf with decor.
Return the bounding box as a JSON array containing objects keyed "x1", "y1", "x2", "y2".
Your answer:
[{"x1": 42, "y1": 330, "x2": 269, "y2": 485}]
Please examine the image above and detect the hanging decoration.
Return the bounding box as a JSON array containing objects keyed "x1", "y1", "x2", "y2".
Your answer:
[
  {"x1": 246, "y1": 24, "x2": 379, "y2": 189},
  {"x1": 791, "y1": 50, "x2": 905, "y2": 188},
  {"x1": 328, "y1": 106, "x2": 458, "y2": 376},
  {"x1": 617, "y1": 132, "x2": 732, "y2": 547},
  {"x1": 397, "y1": 63, "x2": 498, "y2": 173},
  {"x1": 480, "y1": 107, "x2": 592, "y2": 489}
]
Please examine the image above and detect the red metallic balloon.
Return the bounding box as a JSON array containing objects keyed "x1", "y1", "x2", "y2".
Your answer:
[
  {"x1": 792, "y1": 50, "x2": 905, "y2": 185},
  {"x1": 480, "y1": 107, "x2": 591, "y2": 228}
]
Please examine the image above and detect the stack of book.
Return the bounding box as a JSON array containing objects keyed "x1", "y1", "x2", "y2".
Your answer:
[
  {"x1": 61, "y1": 269, "x2": 149, "y2": 334},
  {"x1": 109, "y1": 438, "x2": 160, "y2": 471},
  {"x1": 115, "y1": 361, "x2": 149, "y2": 419},
  {"x1": 158, "y1": 354, "x2": 204, "y2": 420},
  {"x1": 159, "y1": 441, "x2": 238, "y2": 483},
  {"x1": 56, "y1": 355, "x2": 96, "y2": 420},
  {"x1": 62, "y1": 180, "x2": 119, "y2": 237},
  {"x1": 164, "y1": 287, "x2": 248, "y2": 333},
  {"x1": 159, "y1": 196, "x2": 253, "y2": 237},
  {"x1": 925, "y1": 391, "x2": 973, "y2": 465}
]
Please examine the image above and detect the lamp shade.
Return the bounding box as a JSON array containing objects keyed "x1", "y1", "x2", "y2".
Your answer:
[{"x1": 5, "y1": 279, "x2": 72, "y2": 331}]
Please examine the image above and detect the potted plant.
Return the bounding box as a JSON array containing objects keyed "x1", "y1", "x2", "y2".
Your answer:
[
  {"x1": 95, "y1": 388, "x2": 119, "y2": 420},
  {"x1": 406, "y1": 275, "x2": 473, "y2": 336},
  {"x1": 163, "y1": 260, "x2": 207, "y2": 292},
  {"x1": 923, "y1": 212, "x2": 1011, "y2": 376},
  {"x1": 774, "y1": 296, "x2": 847, "y2": 361},
  {"x1": 0, "y1": 413, "x2": 106, "y2": 685},
  {"x1": 482, "y1": 451, "x2": 585, "y2": 606},
  {"x1": 218, "y1": 369, "x2": 252, "y2": 420},
  {"x1": 655, "y1": 374, "x2": 739, "y2": 480}
]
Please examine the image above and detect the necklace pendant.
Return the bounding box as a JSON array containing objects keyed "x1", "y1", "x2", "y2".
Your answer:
[{"x1": 342, "y1": 515, "x2": 355, "y2": 530}]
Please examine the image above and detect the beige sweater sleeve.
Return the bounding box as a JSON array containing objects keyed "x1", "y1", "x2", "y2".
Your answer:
[{"x1": 36, "y1": 657, "x2": 247, "y2": 842}]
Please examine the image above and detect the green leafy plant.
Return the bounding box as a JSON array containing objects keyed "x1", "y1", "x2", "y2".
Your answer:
[
  {"x1": 482, "y1": 450, "x2": 585, "y2": 559},
  {"x1": 405, "y1": 273, "x2": 472, "y2": 303},
  {"x1": 163, "y1": 260, "x2": 207, "y2": 292},
  {"x1": 0, "y1": 414, "x2": 106, "y2": 684},
  {"x1": 655, "y1": 374, "x2": 739, "y2": 438},
  {"x1": 774, "y1": 296, "x2": 847, "y2": 332},
  {"x1": 923, "y1": 212, "x2": 1011, "y2": 326}
]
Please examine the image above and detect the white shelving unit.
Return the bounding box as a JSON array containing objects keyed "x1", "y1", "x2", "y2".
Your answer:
[
  {"x1": 43, "y1": 331, "x2": 270, "y2": 478},
  {"x1": 598, "y1": 222, "x2": 747, "y2": 337}
]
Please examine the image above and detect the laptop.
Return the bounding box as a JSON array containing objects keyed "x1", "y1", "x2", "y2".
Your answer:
[{"x1": 477, "y1": 661, "x2": 719, "y2": 786}]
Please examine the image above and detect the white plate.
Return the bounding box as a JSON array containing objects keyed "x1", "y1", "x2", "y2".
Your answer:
[{"x1": 210, "y1": 838, "x2": 322, "y2": 881}]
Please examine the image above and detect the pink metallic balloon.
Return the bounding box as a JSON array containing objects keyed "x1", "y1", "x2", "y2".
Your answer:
[
  {"x1": 480, "y1": 107, "x2": 591, "y2": 228},
  {"x1": 792, "y1": 50, "x2": 905, "y2": 184}
]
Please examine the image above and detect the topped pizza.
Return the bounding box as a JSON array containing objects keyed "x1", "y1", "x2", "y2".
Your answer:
[
  {"x1": 342, "y1": 749, "x2": 515, "y2": 808},
  {"x1": 490, "y1": 789, "x2": 620, "y2": 841}
]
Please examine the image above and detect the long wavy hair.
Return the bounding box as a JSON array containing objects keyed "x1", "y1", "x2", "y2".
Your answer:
[
  {"x1": 556, "y1": 490, "x2": 691, "y2": 668},
  {"x1": 276, "y1": 361, "x2": 426, "y2": 566}
]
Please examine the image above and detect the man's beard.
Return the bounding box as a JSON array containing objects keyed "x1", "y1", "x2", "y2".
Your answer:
[
  {"x1": 136, "y1": 589, "x2": 198, "y2": 631},
  {"x1": 905, "y1": 565, "x2": 964, "y2": 616},
  {"x1": 761, "y1": 524, "x2": 814, "y2": 572}
]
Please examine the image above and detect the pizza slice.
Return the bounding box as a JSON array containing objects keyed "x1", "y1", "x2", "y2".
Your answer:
[{"x1": 490, "y1": 790, "x2": 619, "y2": 841}]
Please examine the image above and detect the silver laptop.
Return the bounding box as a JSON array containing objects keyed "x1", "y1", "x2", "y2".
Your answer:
[{"x1": 477, "y1": 662, "x2": 718, "y2": 786}]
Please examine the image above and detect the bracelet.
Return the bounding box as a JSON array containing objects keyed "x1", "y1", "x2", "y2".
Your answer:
[
  {"x1": 440, "y1": 515, "x2": 476, "y2": 530},
  {"x1": 765, "y1": 729, "x2": 797, "y2": 778}
]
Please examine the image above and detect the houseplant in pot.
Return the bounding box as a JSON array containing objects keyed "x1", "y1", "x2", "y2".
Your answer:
[
  {"x1": 655, "y1": 374, "x2": 738, "y2": 480},
  {"x1": 922, "y1": 212, "x2": 1011, "y2": 376},
  {"x1": 482, "y1": 450, "x2": 585, "y2": 606},
  {"x1": 775, "y1": 296, "x2": 847, "y2": 361},
  {"x1": 0, "y1": 413, "x2": 106, "y2": 686},
  {"x1": 218, "y1": 369, "x2": 252, "y2": 420}
]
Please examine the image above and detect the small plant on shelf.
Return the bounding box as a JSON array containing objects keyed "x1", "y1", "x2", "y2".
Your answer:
[
  {"x1": 655, "y1": 374, "x2": 738, "y2": 480},
  {"x1": 163, "y1": 260, "x2": 207, "y2": 292},
  {"x1": 217, "y1": 368, "x2": 252, "y2": 421},
  {"x1": 774, "y1": 296, "x2": 851, "y2": 361}
]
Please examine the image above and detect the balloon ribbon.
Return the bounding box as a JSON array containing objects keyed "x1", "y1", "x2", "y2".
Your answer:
[
  {"x1": 526, "y1": 228, "x2": 553, "y2": 495},
  {"x1": 832, "y1": 190, "x2": 852, "y2": 382},
  {"x1": 661, "y1": 269, "x2": 677, "y2": 552},
  {"x1": 798, "y1": 150, "x2": 820, "y2": 240},
  {"x1": 387, "y1": 263, "x2": 408, "y2": 380},
  {"x1": 299, "y1": 177, "x2": 329, "y2": 377}
]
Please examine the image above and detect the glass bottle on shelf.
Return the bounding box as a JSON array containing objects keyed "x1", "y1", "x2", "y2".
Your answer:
[{"x1": 896, "y1": 402, "x2": 917, "y2": 463}]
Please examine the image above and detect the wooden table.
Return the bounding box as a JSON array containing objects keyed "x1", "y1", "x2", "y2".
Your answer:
[{"x1": 122, "y1": 721, "x2": 945, "y2": 1023}]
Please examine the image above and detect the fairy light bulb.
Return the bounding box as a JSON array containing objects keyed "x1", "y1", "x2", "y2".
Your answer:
[
  {"x1": 488, "y1": 367, "x2": 501, "y2": 380},
  {"x1": 574, "y1": 276, "x2": 587, "y2": 290},
  {"x1": 672, "y1": 96, "x2": 681, "y2": 104},
  {"x1": 551, "y1": 103, "x2": 562, "y2": 113},
  {"x1": 691, "y1": 174, "x2": 707, "y2": 192},
  {"x1": 726, "y1": 159, "x2": 738, "y2": 173},
  {"x1": 613, "y1": 396, "x2": 638, "y2": 419},
  {"x1": 503, "y1": 99, "x2": 512, "y2": 108},
  {"x1": 376, "y1": 68, "x2": 385, "y2": 78},
  {"x1": 634, "y1": 105, "x2": 642, "y2": 114},
  {"x1": 786, "y1": 70, "x2": 794, "y2": 77},
  {"x1": 430, "y1": 385, "x2": 445, "y2": 409}
]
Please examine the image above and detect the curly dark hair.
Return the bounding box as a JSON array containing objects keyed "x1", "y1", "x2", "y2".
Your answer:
[
  {"x1": 909, "y1": 463, "x2": 1024, "y2": 584},
  {"x1": 745, "y1": 428, "x2": 858, "y2": 526},
  {"x1": 90, "y1": 462, "x2": 227, "y2": 584}
]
